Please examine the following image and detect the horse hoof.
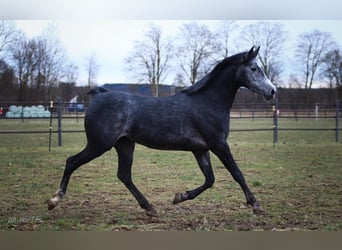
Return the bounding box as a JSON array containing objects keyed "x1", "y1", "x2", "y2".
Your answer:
[
  {"x1": 146, "y1": 207, "x2": 158, "y2": 217},
  {"x1": 252, "y1": 207, "x2": 264, "y2": 215},
  {"x1": 173, "y1": 193, "x2": 183, "y2": 204},
  {"x1": 251, "y1": 201, "x2": 264, "y2": 215},
  {"x1": 47, "y1": 199, "x2": 57, "y2": 210},
  {"x1": 47, "y1": 193, "x2": 62, "y2": 210}
]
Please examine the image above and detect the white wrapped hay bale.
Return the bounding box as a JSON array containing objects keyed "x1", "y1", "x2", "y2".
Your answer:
[
  {"x1": 36, "y1": 105, "x2": 46, "y2": 117},
  {"x1": 17, "y1": 106, "x2": 23, "y2": 113},
  {"x1": 37, "y1": 105, "x2": 45, "y2": 112},
  {"x1": 9, "y1": 105, "x2": 18, "y2": 113},
  {"x1": 23, "y1": 106, "x2": 31, "y2": 113},
  {"x1": 30, "y1": 105, "x2": 37, "y2": 113},
  {"x1": 5, "y1": 111, "x2": 14, "y2": 118},
  {"x1": 6, "y1": 104, "x2": 50, "y2": 118},
  {"x1": 43, "y1": 110, "x2": 51, "y2": 117}
]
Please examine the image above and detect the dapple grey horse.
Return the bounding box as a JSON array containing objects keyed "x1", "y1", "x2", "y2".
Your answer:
[{"x1": 48, "y1": 47, "x2": 276, "y2": 216}]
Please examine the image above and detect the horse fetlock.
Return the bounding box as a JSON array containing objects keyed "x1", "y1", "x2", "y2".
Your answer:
[{"x1": 47, "y1": 190, "x2": 64, "y2": 210}]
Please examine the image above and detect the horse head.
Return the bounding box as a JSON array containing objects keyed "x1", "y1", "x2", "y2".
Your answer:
[{"x1": 236, "y1": 46, "x2": 277, "y2": 101}]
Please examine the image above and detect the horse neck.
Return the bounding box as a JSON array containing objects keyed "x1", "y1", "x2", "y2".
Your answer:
[{"x1": 203, "y1": 66, "x2": 240, "y2": 110}]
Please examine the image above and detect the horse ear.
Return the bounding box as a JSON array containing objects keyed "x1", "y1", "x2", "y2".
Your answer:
[
  {"x1": 248, "y1": 46, "x2": 260, "y2": 60},
  {"x1": 241, "y1": 46, "x2": 260, "y2": 64}
]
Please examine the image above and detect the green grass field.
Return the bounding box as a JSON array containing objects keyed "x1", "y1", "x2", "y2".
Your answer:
[{"x1": 0, "y1": 117, "x2": 341, "y2": 231}]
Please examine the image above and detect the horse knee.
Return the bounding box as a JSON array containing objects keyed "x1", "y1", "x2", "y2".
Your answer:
[
  {"x1": 206, "y1": 175, "x2": 215, "y2": 188},
  {"x1": 117, "y1": 171, "x2": 131, "y2": 184}
]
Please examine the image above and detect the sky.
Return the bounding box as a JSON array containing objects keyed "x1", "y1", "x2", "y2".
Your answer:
[
  {"x1": 13, "y1": 20, "x2": 342, "y2": 87},
  {"x1": 2, "y1": 0, "x2": 342, "y2": 87},
  {"x1": 2, "y1": 0, "x2": 342, "y2": 19}
]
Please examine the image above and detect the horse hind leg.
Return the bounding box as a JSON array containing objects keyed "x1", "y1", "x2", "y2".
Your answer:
[
  {"x1": 211, "y1": 142, "x2": 263, "y2": 214},
  {"x1": 47, "y1": 144, "x2": 109, "y2": 210},
  {"x1": 173, "y1": 151, "x2": 215, "y2": 204},
  {"x1": 115, "y1": 138, "x2": 157, "y2": 217}
]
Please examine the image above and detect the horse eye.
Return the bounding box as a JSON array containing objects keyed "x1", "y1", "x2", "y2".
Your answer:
[{"x1": 251, "y1": 67, "x2": 257, "y2": 72}]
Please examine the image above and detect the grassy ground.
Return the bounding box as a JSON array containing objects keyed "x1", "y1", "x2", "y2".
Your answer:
[{"x1": 0, "y1": 117, "x2": 341, "y2": 231}]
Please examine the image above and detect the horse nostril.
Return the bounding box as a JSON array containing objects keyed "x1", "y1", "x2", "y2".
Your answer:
[{"x1": 270, "y1": 89, "x2": 275, "y2": 96}]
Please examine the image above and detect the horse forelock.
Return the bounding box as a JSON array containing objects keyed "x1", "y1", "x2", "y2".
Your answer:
[{"x1": 182, "y1": 51, "x2": 249, "y2": 95}]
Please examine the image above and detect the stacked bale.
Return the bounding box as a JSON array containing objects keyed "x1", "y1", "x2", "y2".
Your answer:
[{"x1": 5, "y1": 105, "x2": 51, "y2": 118}]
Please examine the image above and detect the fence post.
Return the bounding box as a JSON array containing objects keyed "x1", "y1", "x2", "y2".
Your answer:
[
  {"x1": 273, "y1": 99, "x2": 278, "y2": 145},
  {"x1": 336, "y1": 100, "x2": 340, "y2": 143},
  {"x1": 49, "y1": 101, "x2": 53, "y2": 151},
  {"x1": 57, "y1": 97, "x2": 62, "y2": 147},
  {"x1": 315, "y1": 103, "x2": 319, "y2": 123}
]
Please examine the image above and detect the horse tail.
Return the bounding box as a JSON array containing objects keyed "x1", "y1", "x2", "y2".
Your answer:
[{"x1": 88, "y1": 87, "x2": 111, "y2": 97}]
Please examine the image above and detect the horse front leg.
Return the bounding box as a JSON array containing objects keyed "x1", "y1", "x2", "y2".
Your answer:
[
  {"x1": 211, "y1": 142, "x2": 263, "y2": 214},
  {"x1": 173, "y1": 151, "x2": 215, "y2": 204},
  {"x1": 115, "y1": 138, "x2": 157, "y2": 217}
]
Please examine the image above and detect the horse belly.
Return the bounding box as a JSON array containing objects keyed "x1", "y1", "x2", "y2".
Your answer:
[
  {"x1": 136, "y1": 135, "x2": 207, "y2": 151},
  {"x1": 130, "y1": 121, "x2": 207, "y2": 151}
]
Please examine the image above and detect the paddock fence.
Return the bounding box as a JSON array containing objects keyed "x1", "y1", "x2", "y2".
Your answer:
[{"x1": 0, "y1": 98, "x2": 340, "y2": 150}]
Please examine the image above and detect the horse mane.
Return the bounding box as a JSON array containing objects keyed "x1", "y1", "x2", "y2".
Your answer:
[
  {"x1": 87, "y1": 86, "x2": 112, "y2": 97},
  {"x1": 181, "y1": 51, "x2": 249, "y2": 95}
]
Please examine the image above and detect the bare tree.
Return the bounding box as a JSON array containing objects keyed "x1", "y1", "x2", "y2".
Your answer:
[
  {"x1": 172, "y1": 72, "x2": 186, "y2": 87},
  {"x1": 125, "y1": 23, "x2": 173, "y2": 97},
  {"x1": 321, "y1": 48, "x2": 342, "y2": 89},
  {"x1": 9, "y1": 24, "x2": 66, "y2": 101},
  {"x1": 57, "y1": 62, "x2": 79, "y2": 102},
  {"x1": 38, "y1": 24, "x2": 66, "y2": 101},
  {"x1": 0, "y1": 21, "x2": 17, "y2": 57},
  {"x1": 85, "y1": 52, "x2": 99, "y2": 87},
  {"x1": 63, "y1": 62, "x2": 79, "y2": 84},
  {"x1": 9, "y1": 32, "x2": 30, "y2": 101},
  {"x1": 216, "y1": 20, "x2": 238, "y2": 58},
  {"x1": 295, "y1": 29, "x2": 336, "y2": 90},
  {"x1": 240, "y1": 21, "x2": 287, "y2": 84},
  {"x1": 176, "y1": 22, "x2": 220, "y2": 85},
  {"x1": 0, "y1": 59, "x2": 16, "y2": 101}
]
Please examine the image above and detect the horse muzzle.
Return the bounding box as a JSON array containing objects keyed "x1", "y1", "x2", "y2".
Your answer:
[{"x1": 264, "y1": 87, "x2": 277, "y2": 101}]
